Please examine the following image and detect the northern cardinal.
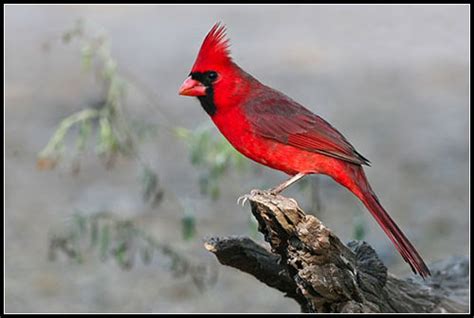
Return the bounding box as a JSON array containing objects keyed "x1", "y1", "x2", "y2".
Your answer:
[{"x1": 179, "y1": 23, "x2": 430, "y2": 277}]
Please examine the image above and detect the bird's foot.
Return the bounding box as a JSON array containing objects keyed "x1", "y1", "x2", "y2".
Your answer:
[
  {"x1": 236, "y1": 193, "x2": 251, "y2": 207},
  {"x1": 237, "y1": 190, "x2": 258, "y2": 206},
  {"x1": 237, "y1": 189, "x2": 278, "y2": 206}
]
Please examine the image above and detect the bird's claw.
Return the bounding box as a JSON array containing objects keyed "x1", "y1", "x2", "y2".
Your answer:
[
  {"x1": 237, "y1": 189, "x2": 277, "y2": 206},
  {"x1": 237, "y1": 194, "x2": 250, "y2": 207}
]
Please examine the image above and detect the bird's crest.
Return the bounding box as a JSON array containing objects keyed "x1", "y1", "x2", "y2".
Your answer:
[{"x1": 192, "y1": 22, "x2": 232, "y2": 71}]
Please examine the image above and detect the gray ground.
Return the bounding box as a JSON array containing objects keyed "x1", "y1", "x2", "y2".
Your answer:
[{"x1": 5, "y1": 5, "x2": 469, "y2": 313}]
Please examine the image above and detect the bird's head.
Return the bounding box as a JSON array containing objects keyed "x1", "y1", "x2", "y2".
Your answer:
[{"x1": 179, "y1": 23, "x2": 252, "y2": 116}]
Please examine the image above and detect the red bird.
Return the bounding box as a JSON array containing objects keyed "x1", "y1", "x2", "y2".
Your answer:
[{"x1": 179, "y1": 23, "x2": 430, "y2": 278}]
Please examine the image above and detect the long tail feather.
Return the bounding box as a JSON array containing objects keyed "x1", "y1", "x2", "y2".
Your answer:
[
  {"x1": 342, "y1": 166, "x2": 431, "y2": 278},
  {"x1": 361, "y1": 188, "x2": 431, "y2": 278}
]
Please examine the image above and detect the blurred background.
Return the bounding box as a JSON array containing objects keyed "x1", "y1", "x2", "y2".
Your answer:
[{"x1": 5, "y1": 4, "x2": 469, "y2": 313}]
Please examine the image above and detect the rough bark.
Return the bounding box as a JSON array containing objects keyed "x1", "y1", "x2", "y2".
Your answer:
[{"x1": 204, "y1": 190, "x2": 469, "y2": 313}]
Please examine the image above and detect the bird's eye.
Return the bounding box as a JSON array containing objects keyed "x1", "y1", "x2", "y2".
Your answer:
[{"x1": 207, "y1": 71, "x2": 218, "y2": 81}]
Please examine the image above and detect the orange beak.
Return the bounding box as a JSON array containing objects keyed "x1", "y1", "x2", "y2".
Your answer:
[{"x1": 178, "y1": 76, "x2": 207, "y2": 96}]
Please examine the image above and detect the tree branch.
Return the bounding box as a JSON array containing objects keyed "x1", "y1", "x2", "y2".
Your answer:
[{"x1": 204, "y1": 190, "x2": 468, "y2": 313}]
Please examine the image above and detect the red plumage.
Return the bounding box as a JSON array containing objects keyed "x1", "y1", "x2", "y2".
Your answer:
[
  {"x1": 192, "y1": 23, "x2": 232, "y2": 72},
  {"x1": 179, "y1": 23, "x2": 430, "y2": 278}
]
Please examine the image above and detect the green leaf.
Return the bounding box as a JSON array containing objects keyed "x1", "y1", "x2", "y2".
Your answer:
[
  {"x1": 140, "y1": 165, "x2": 163, "y2": 207},
  {"x1": 76, "y1": 118, "x2": 92, "y2": 152},
  {"x1": 210, "y1": 183, "x2": 220, "y2": 201},
  {"x1": 103, "y1": 59, "x2": 117, "y2": 81},
  {"x1": 114, "y1": 241, "x2": 130, "y2": 269},
  {"x1": 181, "y1": 213, "x2": 197, "y2": 241},
  {"x1": 73, "y1": 213, "x2": 87, "y2": 236},
  {"x1": 353, "y1": 212, "x2": 366, "y2": 240},
  {"x1": 100, "y1": 224, "x2": 110, "y2": 260},
  {"x1": 81, "y1": 44, "x2": 93, "y2": 71},
  {"x1": 174, "y1": 127, "x2": 191, "y2": 140},
  {"x1": 97, "y1": 116, "x2": 117, "y2": 155}
]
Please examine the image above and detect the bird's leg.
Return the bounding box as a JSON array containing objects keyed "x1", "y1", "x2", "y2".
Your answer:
[
  {"x1": 237, "y1": 173, "x2": 307, "y2": 206},
  {"x1": 268, "y1": 172, "x2": 307, "y2": 194},
  {"x1": 237, "y1": 172, "x2": 306, "y2": 206}
]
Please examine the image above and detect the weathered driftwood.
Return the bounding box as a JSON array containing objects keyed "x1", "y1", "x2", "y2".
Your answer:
[{"x1": 204, "y1": 190, "x2": 468, "y2": 313}]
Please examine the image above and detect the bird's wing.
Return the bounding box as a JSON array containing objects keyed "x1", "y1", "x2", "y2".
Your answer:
[{"x1": 244, "y1": 89, "x2": 370, "y2": 166}]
